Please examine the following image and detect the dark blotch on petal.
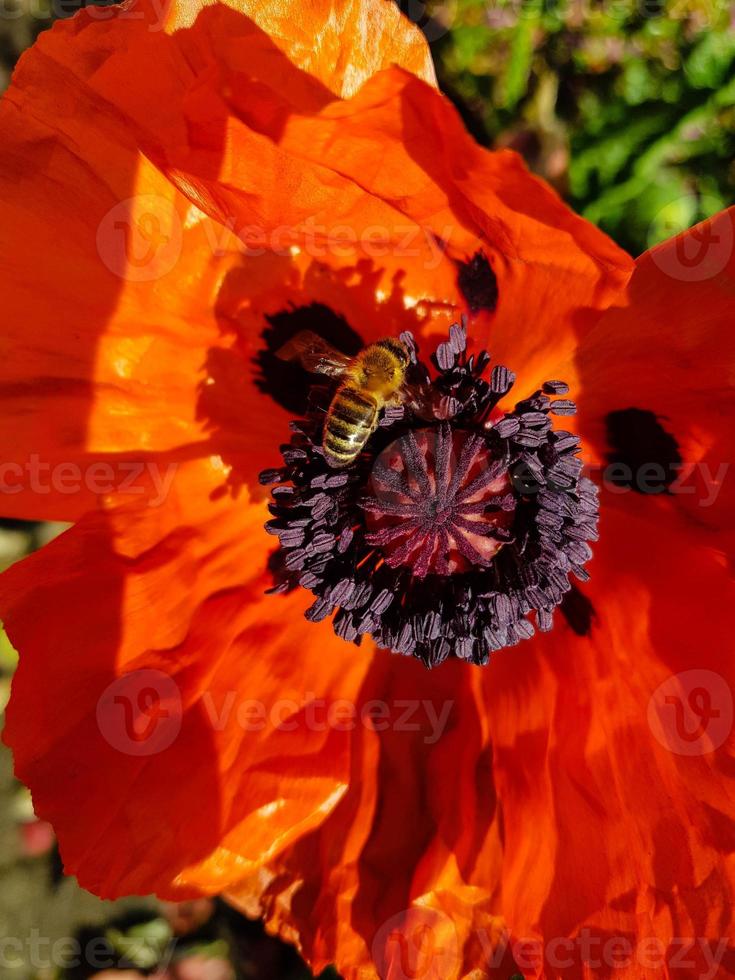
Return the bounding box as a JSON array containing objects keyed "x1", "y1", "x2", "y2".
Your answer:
[
  {"x1": 457, "y1": 251, "x2": 498, "y2": 314},
  {"x1": 605, "y1": 408, "x2": 682, "y2": 494},
  {"x1": 560, "y1": 584, "x2": 596, "y2": 636},
  {"x1": 266, "y1": 548, "x2": 298, "y2": 594},
  {"x1": 256, "y1": 304, "x2": 363, "y2": 414}
]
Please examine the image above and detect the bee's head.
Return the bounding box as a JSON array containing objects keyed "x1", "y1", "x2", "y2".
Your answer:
[
  {"x1": 387, "y1": 337, "x2": 411, "y2": 369},
  {"x1": 361, "y1": 341, "x2": 406, "y2": 392}
]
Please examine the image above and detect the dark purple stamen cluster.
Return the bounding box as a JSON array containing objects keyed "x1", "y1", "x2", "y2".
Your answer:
[{"x1": 260, "y1": 322, "x2": 599, "y2": 668}]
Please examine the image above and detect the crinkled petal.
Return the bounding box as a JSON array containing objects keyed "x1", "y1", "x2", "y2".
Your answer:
[
  {"x1": 484, "y1": 494, "x2": 735, "y2": 979},
  {"x1": 135, "y1": 60, "x2": 632, "y2": 393},
  {"x1": 227, "y1": 656, "x2": 519, "y2": 979},
  {"x1": 20, "y1": 2, "x2": 629, "y2": 392},
  {"x1": 0, "y1": 94, "x2": 428, "y2": 520},
  {"x1": 1, "y1": 458, "x2": 373, "y2": 898},
  {"x1": 161, "y1": 0, "x2": 437, "y2": 94},
  {"x1": 0, "y1": 48, "x2": 257, "y2": 520},
  {"x1": 228, "y1": 495, "x2": 735, "y2": 978},
  {"x1": 269, "y1": 68, "x2": 633, "y2": 389},
  {"x1": 0, "y1": 0, "x2": 630, "y2": 524}
]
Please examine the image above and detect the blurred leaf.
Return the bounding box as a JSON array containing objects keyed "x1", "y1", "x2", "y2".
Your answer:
[
  {"x1": 106, "y1": 917, "x2": 174, "y2": 970},
  {"x1": 0, "y1": 622, "x2": 18, "y2": 673},
  {"x1": 503, "y1": 8, "x2": 539, "y2": 109},
  {"x1": 569, "y1": 110, "x2": 672, "y2": 197},
  {"x1": 685, "y1": 30, "x2": 735, "y2": 88},
  {"x1": 432, "y1": 0, "x2": 735, "y2": 254},
  {"x1": 172, "y1": 937, "x2": 230, "y2": 961}
]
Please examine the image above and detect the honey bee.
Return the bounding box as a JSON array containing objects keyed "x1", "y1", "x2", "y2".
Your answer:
[{"x1": 277, "y1": 331, "x2": 414, "y2": 467}]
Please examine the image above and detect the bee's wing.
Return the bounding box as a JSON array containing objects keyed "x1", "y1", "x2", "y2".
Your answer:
[{"x1": 275, "y1": 330, "x2": 352, "y2": 378}]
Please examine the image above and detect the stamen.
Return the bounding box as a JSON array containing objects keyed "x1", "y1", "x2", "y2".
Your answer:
[{"x1": 260, "y1": 319, "x2": 599, "y2": 667}]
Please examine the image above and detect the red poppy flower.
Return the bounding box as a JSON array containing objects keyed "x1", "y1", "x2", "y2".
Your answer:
[{"x1": 1, "y1": 1, "x2": 734, "y2": 978}]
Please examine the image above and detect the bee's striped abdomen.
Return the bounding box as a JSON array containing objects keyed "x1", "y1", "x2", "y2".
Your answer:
[{"x1": 324, "y1": 386, "x2": 378, "y2": 467}]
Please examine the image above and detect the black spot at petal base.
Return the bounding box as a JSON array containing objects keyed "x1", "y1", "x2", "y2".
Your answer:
[
  {"x1": 560, "y1": 584, "x2": 596, "y2": 636},
  {"x1": 457, "y1": 251, "x2": 498, "y2": 314},
  {"x1": 257, "y1": 304, "x2": 363, "y2": 415},
  {"x1": 605, "y1": 408, "x2": 682, "y2": 494}
]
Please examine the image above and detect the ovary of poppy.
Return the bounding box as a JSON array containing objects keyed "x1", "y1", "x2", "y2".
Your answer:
[{"x1": 0, "y1": 1, "x2": 734, "y2": 979}]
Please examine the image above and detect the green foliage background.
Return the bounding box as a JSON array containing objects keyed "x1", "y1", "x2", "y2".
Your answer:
[{"x1": 428, "y1": 0, "x2": 735, "y2": 254}]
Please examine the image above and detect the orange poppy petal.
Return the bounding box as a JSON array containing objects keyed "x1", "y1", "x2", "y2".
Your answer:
[
  {"x1": 574, "y1": 208, "x2": 735, "y2": 535},
  {"x1": 1, "y1": 458, "x2": 373, "y2": 898},
  {"x1": 23, "y1": 1, "x2": 629, "y2": 389},
  {"x1": 0, "y1": 90, "x2": 427, "y2": 521},
  {"x1": 0, "y1": 43, "x2": 256, "y2": 521},
  {"x1": 161, "y1": 0, "x2": 437, "y2": 94},
  {"x1": 225, "y1": 655, "x2": 519, "y2": 979},
  {"x1": 270, "y1": 68, "x2": 633, "y2": 389},
  {"x1": 484, "y1": 493, "x2": 735, "y2": 978},
  {"x1": 121, "y1": 54, "x2": 632, "y2": 393},
  {"x1": 6, "y1": 5, "x2": 718, "y2": 978},
  {"x1": 0, "y1": 0, "x2": 631, "y2": 525}
]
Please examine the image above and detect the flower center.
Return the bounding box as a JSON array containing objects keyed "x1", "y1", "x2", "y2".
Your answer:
[
  {"x1": 260, "y1": 320, "x2": 599, "y2": 667},
  {"x1": 361, "y1": 426, "x2": 515, "y2": 578}
]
